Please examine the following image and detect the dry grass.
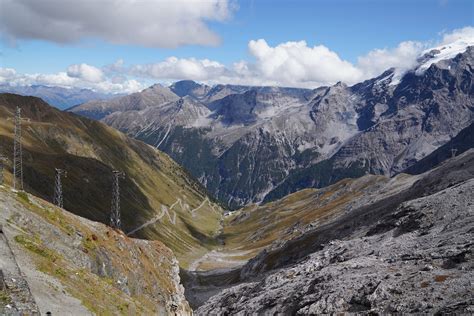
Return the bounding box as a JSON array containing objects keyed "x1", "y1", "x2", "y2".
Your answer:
[
  {"x1": 11, "y1": 190, "x2": 190, "y2": 314},
  {"x1": 434, "y1": 275, "x2": 450, "y2": 282}
]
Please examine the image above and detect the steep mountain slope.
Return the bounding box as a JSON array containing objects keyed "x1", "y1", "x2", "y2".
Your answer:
[
  {"x1": 404, "y1": 121, "x2": 474, "y2": 174},
  {"x1": 198, "y1": 179, "x2": 473, "y2": 314},
  {"x1": 0, "y1": 93, "x2": 223, "y2": 268},
  {"x1": 0, "y1": 84, "x2": 120, "y2": 110},
  {"x1": 193, "y1": 149, "x2": 474, "y2": 314},
  {"x1": 265, "y1": 44, "x2": 474, "y2": 201},
  {"x1": 72, "y1": 83, "x2": 319, "y2": 208},
  {"x1": 70, "y1": 43, "x2": 474, "y2": 209},
  {"x1": 0, "y1": 186, "x2": 191, "y2": 315},
  {"x1": 241, "y1": 149, "x2": 474, "y2": 277}
]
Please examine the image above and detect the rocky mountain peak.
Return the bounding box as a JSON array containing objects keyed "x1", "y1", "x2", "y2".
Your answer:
[
  {"x1": 415, "y1": 38, "x2": 473, "y2": 75},
  {"x1": 210, "y1": 89, "x2": 259, "y2": 125},
  {"x1": 170, "y1": 80, "x2": 210, "y2": 98}
]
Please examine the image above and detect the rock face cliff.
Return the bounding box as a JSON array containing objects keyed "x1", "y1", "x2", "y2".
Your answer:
[
  {"x1": 71, "y1": 43, "x2": 474, "y2": 209},
  {"x1": 195, "y1": 150, "x2": 474, "y2": 315},
  {"x1": 0, "y1": 186, "x2": 191, "y2": 315}
]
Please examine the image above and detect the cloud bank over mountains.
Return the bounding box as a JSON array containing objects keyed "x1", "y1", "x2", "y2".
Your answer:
[{"x1": 1, "y1": 26, "x2": 473, "y2": 93}]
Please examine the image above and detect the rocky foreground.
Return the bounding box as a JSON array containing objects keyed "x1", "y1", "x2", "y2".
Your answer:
[
  {"x1": 0, "y1": 186, "x2": 191, "y2": 315},
  {"x1": 197, "y1": 157, "x2": 474, "y2": 314}
]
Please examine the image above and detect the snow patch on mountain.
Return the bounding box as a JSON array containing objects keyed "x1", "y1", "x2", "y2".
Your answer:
[{"x1": 416, "y1": 39, "x2": 474, "y2": 74}]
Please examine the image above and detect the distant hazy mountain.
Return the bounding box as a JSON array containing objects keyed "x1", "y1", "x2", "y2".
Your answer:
[
  {"x1": 69, "y1": 83, "x2": 179, "y2": 120},
  {"x1": 0, "y1": 84, "x2": 121, "y2": 110},
  {"x1": 70, "y1": 42, "x2": 474, "y2": 209}
]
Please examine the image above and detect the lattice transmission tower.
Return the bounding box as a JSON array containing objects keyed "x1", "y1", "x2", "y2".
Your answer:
[
  {"x1": 13, "y1": 107, "x2": 23, "y2": 191},
  {"x1": 110, "y1": 170, "x2": 125, "y2": 229},
  {"x1": 451, "y1": 148, "x2": 458, "y2": 158},
  {"x1": 54, "y1": 168, "x2": 67, "y2": 208}
]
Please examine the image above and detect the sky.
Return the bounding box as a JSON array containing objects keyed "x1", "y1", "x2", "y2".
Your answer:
[{"x1": 0, "y1": 0, "x2": 473, "y2": 93}]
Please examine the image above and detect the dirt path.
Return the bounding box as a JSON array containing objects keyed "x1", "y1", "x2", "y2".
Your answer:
[
  {"x1": 0, "y1": 226, "x2": 39, "y2": 314},
  {"x1": 127, "y1": 197, "x2": 221, "y2": 235},
  {"x1": 188, "y1": 248, "x2": 255, "y2": 271},
  {"x1": 0, "y1": 191, "x2": 92, "y2": 315}
]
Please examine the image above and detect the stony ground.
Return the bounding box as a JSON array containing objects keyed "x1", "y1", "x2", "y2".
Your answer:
[
  {"x1": 197, "y1": 178, "x2": 474, "y2": 314},
  {"x1": 0, "y1": 222, "x2": 40, "y2": 315},
  {"x1": 0, "y1": 185, "x2": 192, "y2": 315}
]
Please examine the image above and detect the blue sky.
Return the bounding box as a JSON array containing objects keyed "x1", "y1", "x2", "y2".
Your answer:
[{"x1": 0, "y1": 0, "x2": 473, "y2": 92}]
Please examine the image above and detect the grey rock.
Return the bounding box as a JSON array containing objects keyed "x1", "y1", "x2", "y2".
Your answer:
[{"x1": 197, "y1": 177, "x2": 474, "y2": 315}]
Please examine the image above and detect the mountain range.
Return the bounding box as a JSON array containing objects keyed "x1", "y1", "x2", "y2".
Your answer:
[
  {"x1": 0, "y1": 84, "x2": 121, "y2": 110},
  {"x1": 70, "y1": 41, "x2": 474, "y2": 209}
]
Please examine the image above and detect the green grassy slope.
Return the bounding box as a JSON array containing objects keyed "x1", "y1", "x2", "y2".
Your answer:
[{"x1": 0, "y1": 93, "x2": 223, "y2": 268}]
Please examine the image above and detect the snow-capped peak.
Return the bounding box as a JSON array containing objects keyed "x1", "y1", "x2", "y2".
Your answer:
[{"x1": 415, "y1": 38, "x2": 474, "y2": 75}]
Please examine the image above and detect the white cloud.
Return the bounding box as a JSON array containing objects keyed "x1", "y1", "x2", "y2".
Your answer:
[
  {"x1": 440, "y1": 26, "x2": 474, "y2": 45},
  {"x1": 0, "y1": 67, "x2": 16, "y2": 81},
  {"x1": 35, "y1": 72, "x2": 77, "y2": 86},
  {"x1": 357, "y1": 41, "x2": 425, "y2": 78},
  {"x1": 0, "y1": 0, "x2": 234, "y2": 48},
  {"x1": 130, "y1": 57, "x2": 230, "y2": 81},
  {"x1": 67, "y1": 64, "x2": 104, "y2": 83},
  {"x1": 117, "y1": 40, "x2": 366, "y2": 88},
  {"x1": 247, "y1": 39, "x2": 363, "y2": 86},
  {"x1": 116, "y1": 38, "x2": 427, "y2": 88},
  {"x1": 0, "y1": 66, "x2": 146, "y2": 94},
  {"x1": 1, "y1": 26, "x2": 472, "y2": 92},
  {"x1": 122, "y1": 28, "x2": 470, "y2": 89}
]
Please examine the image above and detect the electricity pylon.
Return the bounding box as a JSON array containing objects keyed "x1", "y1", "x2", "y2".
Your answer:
[
  {"x1": 13, "y1": 107, "x2": 23, "y2": 190},
  {"x1": 54, "y1": 168, "x2": 67, "y2": 208},
  {"x1": 451, "y1": 148, "x2": 458, "y2": 158},
  {"x1": 110, "y1": 170, "x2": 125, "y2": 229}
]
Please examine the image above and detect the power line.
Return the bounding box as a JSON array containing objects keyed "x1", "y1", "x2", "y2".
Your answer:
[
  {"x1": 110, "y1": 170, "x2": 125, "y2": 229},
  {"x1": 13, "y1": 107, "x2": 23, "y2": 191},
  {"x1": 54, "y1": 168, "x2": 67, "y2": 208}
]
